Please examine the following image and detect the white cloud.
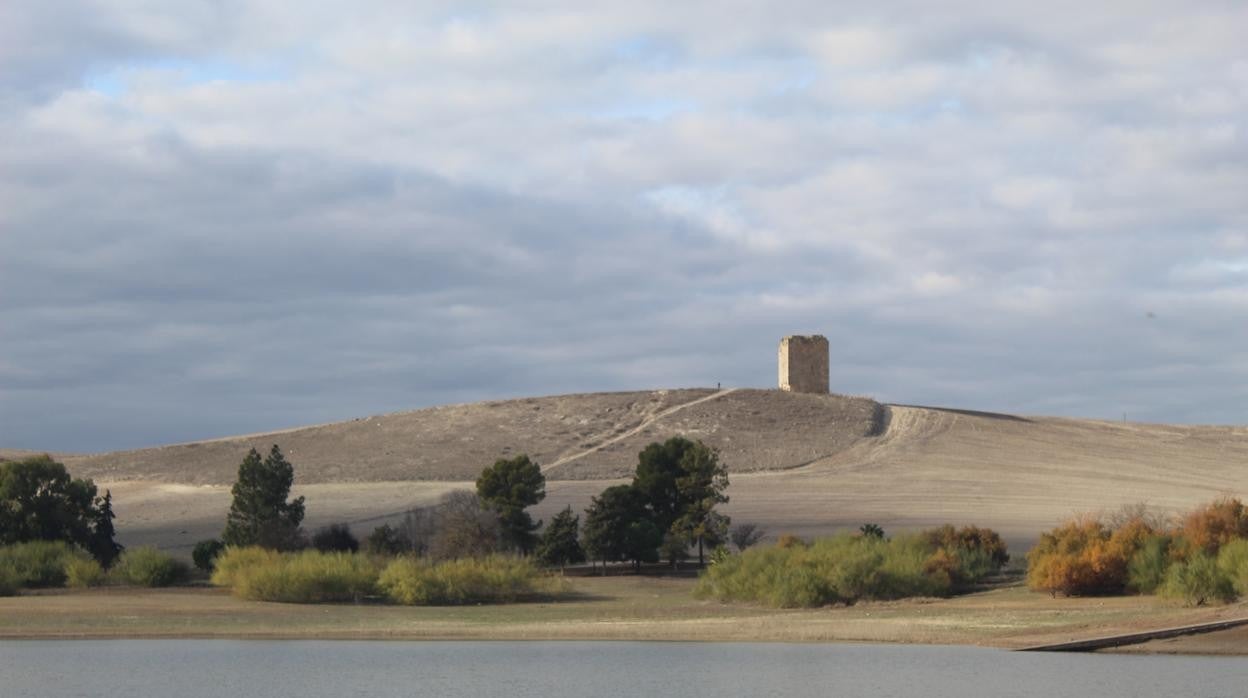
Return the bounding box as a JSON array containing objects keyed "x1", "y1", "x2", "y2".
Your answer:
[{"x1": 1, "y1": 1, "x2": 1247, "y2": 450}]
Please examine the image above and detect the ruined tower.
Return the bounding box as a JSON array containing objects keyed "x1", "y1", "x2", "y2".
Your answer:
[{"x1": 778, "y1": 335, "x2": 829, "y2": 394}]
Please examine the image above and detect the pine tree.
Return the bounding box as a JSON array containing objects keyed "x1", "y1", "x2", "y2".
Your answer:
[
  {"x1": 476, "y1": 454, "x2": 546, "y2": 554},
  {"x1": 222, "y1": 445, "x2": 306, "y2": 550},
  {"x1": 87, "y1": 489, "x2": 123, "y2": 567},
  {"x1": 536, "y1": 506, "x2": 585, "y2": 571}
]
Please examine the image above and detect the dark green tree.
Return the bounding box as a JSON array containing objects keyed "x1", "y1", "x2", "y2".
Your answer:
[
  {"x1": 87, "y1": 489, "x2": 123, "y2": 567},
  {"x1": 670, "y1": 442, "x2": 730, "y2": 565},
  {"x1": 476, "y1": 454, "x2": 546, "y2": 554},
  {"x1": 860, "y1": 523, "x2": 885, "y2": 539},
  {"x1": 581, "y1": 485, "x2": 662, "y2": 573},
  {"x1": 312, "y1": 523, "x2": 359, "y2": 553},
  {"x1": 632, "y1": 437, "x2": 698, "y2": 532},
  {"x1": 536, "y1": 506, "x2": 585, "y2": 571},
  {"x1": 366, "y1": 524, "x2": 405, "y2": 556},
  {"x1": 192, "y1": 539, "x2": 225, "y2": 572},
  {"x1": 0, "y1": 455, "x2": 119, "y2": 565},
  {"x1": 222, "y1": 445, "x2": 305, "y2": 550}
]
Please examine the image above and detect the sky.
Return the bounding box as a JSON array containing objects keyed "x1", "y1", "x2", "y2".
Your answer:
[{"x1": 2, "y1": 2, "x2": 1246, "y2": 453}]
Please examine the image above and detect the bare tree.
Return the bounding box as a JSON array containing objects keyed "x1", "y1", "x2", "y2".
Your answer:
[
  {"x1": 429, "y1": 490, "x2": 503, "y2": 560},
  {"x1": 730, "y1": 522, "x2": 766, "y2": 552}
]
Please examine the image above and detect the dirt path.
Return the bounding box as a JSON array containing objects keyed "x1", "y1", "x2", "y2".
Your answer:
[{"x1": 540, "y1": 388, "x2": 740, "y2": 473}]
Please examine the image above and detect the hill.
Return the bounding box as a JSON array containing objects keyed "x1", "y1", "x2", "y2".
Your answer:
[
  {"x1": 7, "y1": 388, "x2": 1248, "y2": 553},
  {"x1": 52, "y1": 388, "x2": 881, "y2": 484}
]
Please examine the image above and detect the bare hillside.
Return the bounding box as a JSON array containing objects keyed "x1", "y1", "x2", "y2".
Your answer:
[
  {"x1": 57, "y1": 389, "x2": 881, "y2": 485},
  {"x1": 11, "y1": 392, "x2": 1248, "y2": 553}
]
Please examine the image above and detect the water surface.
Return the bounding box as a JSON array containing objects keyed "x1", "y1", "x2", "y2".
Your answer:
[{"x1": 0, "y1": 640, "x2": 1242, "y2": 697}]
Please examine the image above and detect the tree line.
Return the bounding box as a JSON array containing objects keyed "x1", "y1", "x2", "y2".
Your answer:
[{"x1": 202, "y1": 436, "x2": 732, "y2": 574}]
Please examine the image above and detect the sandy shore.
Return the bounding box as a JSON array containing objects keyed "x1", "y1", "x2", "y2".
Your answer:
[{"x1": 2, "y1": 576, "x2": 1245, "y2": 654}]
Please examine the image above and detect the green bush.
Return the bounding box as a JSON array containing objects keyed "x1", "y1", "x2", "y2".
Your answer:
[
  {"x1": 0, "y1": 540, "x2": 84, "y2": 588},
  {"x1": 192, "y1": 539, "x2": 226, "y2": 573},
  {"x1": 1127, "y1": 535, "x2": 1173, "y2": 594},
  {"x1": 110, "y1": 546, "x2": 189, "y2": 587},
  {"x1": 1216, "y1": 539, "x2": 1248, "y2": 596},
  {"x1": 694, "y1": 529, "x2": 1005, "y2": 608},
  {"x1": 210, "y1": 546, "x2": 282, "y2": 587},
  {"x1": 65, "y1": 556, "x2": 106, "y2": 588},
  {"x1": 225, "y1": 550, "x2": 381, "y2": 603},
  {"x1": 378, "y1": 555, "x2": 556, "y2": 605},
  {"x1": 1160, "y1": 552, "x2": 1236, "y2": 606},
  {"x1": 0, "y1": 566, "x2": 19, "y2": 596}
]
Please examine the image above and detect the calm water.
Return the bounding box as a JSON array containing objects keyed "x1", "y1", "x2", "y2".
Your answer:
[{"x1": 0, "y1": 640, "x2": 1243, "y2": 697}]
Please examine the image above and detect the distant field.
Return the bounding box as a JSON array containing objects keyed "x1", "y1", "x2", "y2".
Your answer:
[{"x1": 6, "y1": 388, "x2": 1248, "y2": 553}]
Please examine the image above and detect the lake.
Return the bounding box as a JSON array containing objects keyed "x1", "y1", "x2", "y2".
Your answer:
[{"x1": 0, "y1": 640, "x2": 1243, "y2": 697}]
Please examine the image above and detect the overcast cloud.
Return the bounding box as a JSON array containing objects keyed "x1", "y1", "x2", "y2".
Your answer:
[{"x1": 2, "y1": 1, "x2": 1246, "y2": 452}]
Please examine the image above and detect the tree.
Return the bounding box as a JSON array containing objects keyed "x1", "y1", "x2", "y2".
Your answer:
[
  {"x1": 87, "y1": 490, "x2": 123, "y2": 567},
  {"x1": 669, "y1": 441, "x2": 730, "y2": 565},
  {"x1": 660, "y1": 533, "x2": 689, "y2": 569},
  {"x1": 366, "y1": 524, "x2": 405, "y2": 556},
  {"x1": 536, "y1": 506, "x2": 585, "y2": 571},
  {"x1": 581, "y1": 485, "x2": 662, "y2": 572},
  {"x1": 633, "y1": 438, "x2": 697, "y2": 532},
  {"x1": 222, "y1": 445, "x2": 306, "y2": 550},
  {"x1": 730, "y1": 522, "x2": 766, "y2": 552},
  {"x1": 428, "y1": 491, "x2": 504, "y2": 560},
  {"x1": 192, "y1": 539, "x2": 225, "y2": 572},
  {"x1": 312, "y1": 523, "x2": 359, "y2": 552},
  {"x1": 0, "y1": 455, "x2": 120, "y2": 565},
  {"x1": 476, "y1": 454, "x2": 546, "y2": 554},
  {"x1": 860, "y1": 523, "x2": 885, "y2": 540}
]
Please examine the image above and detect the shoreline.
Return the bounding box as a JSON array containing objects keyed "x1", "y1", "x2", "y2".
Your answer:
[{"x1": 3, "y1": 578, "x2": 1245, "y2": 655}]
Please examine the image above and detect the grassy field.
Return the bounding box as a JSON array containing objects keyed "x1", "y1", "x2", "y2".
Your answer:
[{"x1": 2, "y1": 574, "x2": 1245, "y2": 650}]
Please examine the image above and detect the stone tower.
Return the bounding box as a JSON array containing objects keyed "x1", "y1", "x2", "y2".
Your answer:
[{"x1": 778, "y1": 335, "x2": 829, "y2": 394}]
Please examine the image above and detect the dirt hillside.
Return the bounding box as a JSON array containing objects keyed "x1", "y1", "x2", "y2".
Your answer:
[
  {"x1": 6, "y1": 389, "x2": 1248, "y2": 553},
  {"x1": 50, "y1": 388, "x2": 881, "y2": 484}
]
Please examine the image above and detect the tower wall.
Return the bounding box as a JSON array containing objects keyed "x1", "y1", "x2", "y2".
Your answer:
[{"x1": 778, "y1": 335, "x2": 829, "y2": 394}]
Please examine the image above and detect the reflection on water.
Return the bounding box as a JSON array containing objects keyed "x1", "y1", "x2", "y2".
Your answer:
[{"x1": 0, "y1": 640, "x2": 1243, "y2": 698}]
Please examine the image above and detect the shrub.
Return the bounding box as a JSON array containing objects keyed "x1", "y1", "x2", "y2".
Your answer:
[
  {"x1": 210, "y1": 546, "x2": 282, "y2": 588},
  {"x1": 228, "y1": 550, "x2": 380, "y2": 603},
  {"x1": 0, "y1": 540, "x2": 83, "y2": 588},
  {"x1": 65, "y1": 556, "x2": 106, "y2": 588},
  {"x1": 1216, "y1": 539, "x2": 1248, "y2": 596},
  {"x1": 1160, "y1": 552, "x2": 1235, "y2": 606},
  {"x1": 378, "y1": 555, "x2": 556, "y2": 605},
  {"x1": 311, "y1": 524, "x2": 359, "y2": 553},
  {"x1": 366, "y1": 524, "x2": 405, "y2": 556},
  {"x1": 1181, "y1": 498, "x2": 1248, "y2": 556},
  {"x1": 694, "y1": 529, "x2": 1006, "y2": 608},
  {"x1": 1126, "y1": 535, "x2": 1173, "y2": 594},
  {"x1": 0, "y1": 566, "x2": 20, "y2": 596},
  {"x1": 1027, "y1": 518, "x2": 1132, "y2": 596},
  {"x1": 110, "y1": 546, "x2": 189, "y2": 587},
  {"x1": 775, "y1": 534, "x2": 805, "y2": 549},
  {"x1": 192, "y1": 539, "x2": 226, "y2": 573}
]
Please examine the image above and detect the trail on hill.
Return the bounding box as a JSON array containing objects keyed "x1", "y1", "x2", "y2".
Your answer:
[{"x1": 541, "y1": 388, "x2": 740, "y2": 473}]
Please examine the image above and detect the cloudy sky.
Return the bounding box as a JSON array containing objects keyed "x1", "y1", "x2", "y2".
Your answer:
[{"x1": 2, "y1": 2, "x2": 1246, "y2": 452}]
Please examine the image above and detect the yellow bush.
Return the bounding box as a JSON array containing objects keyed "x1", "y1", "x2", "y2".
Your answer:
[{"x1": 378, "y1": 555, "x2": 556, "y2": 605}]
